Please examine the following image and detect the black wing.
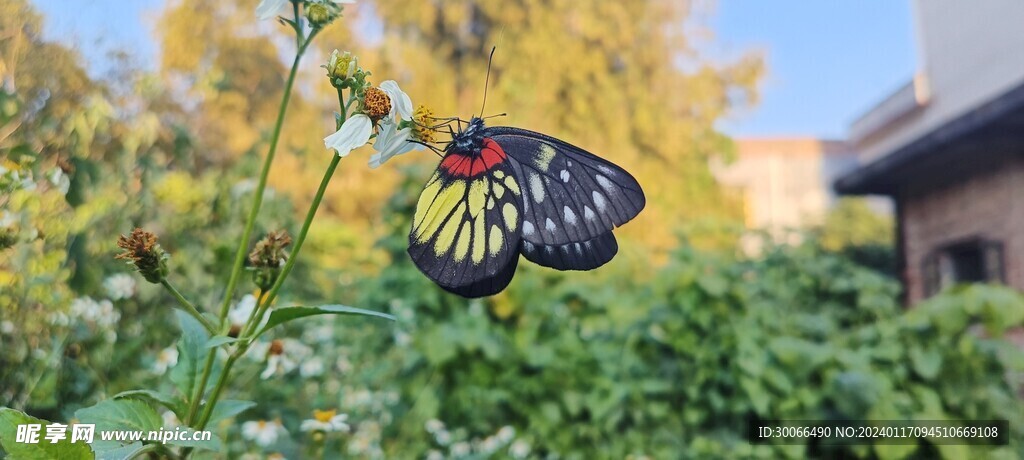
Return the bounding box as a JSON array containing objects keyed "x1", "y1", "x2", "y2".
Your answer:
[
  {"x1": 407, "y1": 160, "x2": 524, "y2": 297},
  {"x1": 486, "y1": 127, "x2": 645, "y2": 270}
]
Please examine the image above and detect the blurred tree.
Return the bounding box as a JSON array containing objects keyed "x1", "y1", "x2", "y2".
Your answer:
[{"x1": 817, "y1": 197, "x2": 895, "y2": 274}]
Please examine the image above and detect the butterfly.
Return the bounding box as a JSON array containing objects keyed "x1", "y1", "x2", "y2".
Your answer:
[{"x1": 407, "y1": 116, "x2": 646, "y2": 298}]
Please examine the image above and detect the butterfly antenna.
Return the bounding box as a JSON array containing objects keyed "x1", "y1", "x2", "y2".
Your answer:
[{"x1": 479, "y1": 46, "x2": 496, "y2": 117}]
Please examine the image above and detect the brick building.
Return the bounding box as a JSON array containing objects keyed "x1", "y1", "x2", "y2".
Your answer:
[{"x1": 835, "y1": 0, "x2": 1024, "y2": 303}]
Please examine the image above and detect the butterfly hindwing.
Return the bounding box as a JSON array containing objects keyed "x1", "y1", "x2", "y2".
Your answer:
[
  {"x1": 407, "y1": 156, "x2": 524, "y2": 297},
  {"x1": 487, "y1": 127, "x2": 645, "y2": 270}
]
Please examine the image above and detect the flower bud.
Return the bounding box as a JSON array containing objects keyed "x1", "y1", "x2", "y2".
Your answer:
[
  {"x1": 115, "y1": 228, "x2": 170, "y2": 284},
  {"x1": 248, "y1": 230, "x2": 292, "y2": 291},
  {"x1": 306, "y1": 3, "x2": 333, "y2": 27}
]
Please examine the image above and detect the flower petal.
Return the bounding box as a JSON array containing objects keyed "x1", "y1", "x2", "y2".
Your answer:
[
  {"x1": 324, "y1": 114, "x2": 373, "y2": 157},
  {"x1": 369, "y1": 121, "x2": 415, "y2": 168},
  {"x1": 379, "y1": 80, "x2": 414, "y2": 120},
  {"x1": 255, "y1": 0, "x2": 289, "y2": 20}
]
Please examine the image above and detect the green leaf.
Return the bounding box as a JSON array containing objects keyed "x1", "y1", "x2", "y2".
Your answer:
[
  {"x1": 0, "y1": 407, "x2": 92, "y2": 460},
  {"x1": 206, "y1": 400, "x2": 256, "y2": 426},
  {"x1": 113, "y1": 390, "x2": 186, "y2": 420},
  {"x1": 204, "y1": 335, "x2": 238, "y2": 349},
  {"x1": 170, "y1": 310, "x2": 212, "y2": 400},
  {"x1": 909, "y1": 345, "x2": 942, "y2": 380},
  {"x1": 75, "y1": 399, "x2": 162, "y2": 433},
  {"x1": 255, "y1": 304, "x2": 395, "y2": 338}
]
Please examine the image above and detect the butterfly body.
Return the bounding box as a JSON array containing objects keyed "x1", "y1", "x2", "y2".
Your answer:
[{"x1": 409, "y1": 117, "x2": 645, "y2": 298}]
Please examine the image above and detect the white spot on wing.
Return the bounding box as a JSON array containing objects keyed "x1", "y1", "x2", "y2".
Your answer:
[
  {"x1": 592, "y1": 191, "x2": 608, "y2": 211},
  {"x1": 523, "y1": 220, "x2": 535, "y2": 236},
  {"x1": 563, "y1": 206, "x2": 577, "y2": 225},
  {"x1": 584, "y1": 206, "x2": 596, "y2": 221},
  {"x1": 560, "y1": 170, "x2": 571, "y2": 182},
  {"x1": 529, "y1": 173, "x2": 545, "y2": 203},
  {"x1": 595, "y1": 174, "x2": 615, "y2": 192},
  {"x1": 597, "y1": 164, "x2": 615, "y2": 175},
  {"x1": 545, "y1": 218, "x2": 557, "y2": 232}
]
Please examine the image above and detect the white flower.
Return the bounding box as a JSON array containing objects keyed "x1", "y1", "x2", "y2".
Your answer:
[
  {"x1": 434, "y1": 429, "x2": 451, "y2": 446},
  {"x1": 48, "y1": 168, "x2": 69, "y2": 195},
  {"x1": 69, "y1": 296, "x2": 120, "y2": 327},
  {"x1": 426, "y1": 450, "x2": 444, "y2": 460},
  {"x1": 162, "y1": 410, "x2": 181, "y2": 428},
  {"x1": 0, "y1": 320, "x2": 13, "y2": 334},
  {"x1": 228, "y1": 295, "x2": 262, "y2": 330},
  {"x1": 260, "y1": 339, "x2": 312, "y2": 379},
  {"x1": 497, "y1": 425, "x2": 515, "y2": 443},
  {"x1": 0, "y1": 211, "x2": 17, "y2": 228},
  {"x1": 299, "y1": 357, "x2": 325, "y2": 378},
  {"x1": 369, "y1": 119, "x2": 417, "y2": 168},
  {"x1": 300, "y1": 410, "x2": 350, "y2": 433},
  {"x1": 509, "y1": 440, "x2": 531, "y2": 459},
  {"x1": 335, "y1": 355, "x2": 352, "y2": 374},
  {"x1": 255, "y1": 0, "x2": 288, "y2": 20},
  {"x1": 103, "y1": 274, "x2": 136, "y2": 300},
  {"x1": 241, "y1": 419, "x2": 287, "y2": 447},
  {"x1": 153, "y1": 346, "x2": 179, "y2": 375},
  {"x1": 378, "y1": 80, "x2": 413, "y2": 120},
  {"x1": 425, "y1": 419, "x2": 445, "y2": 434},
  {"x1": 324, "y1": 114, "x2": 373, "y2": 158},
  {"x1": 479, "y1": 436, "x2": 501, "y2": 454},
  {"x1": 393, "y1": 330, "x2": 412, "y2": 347},
  {"x1": 450, "y1": 441, "x2": 471, "y2": 457}
]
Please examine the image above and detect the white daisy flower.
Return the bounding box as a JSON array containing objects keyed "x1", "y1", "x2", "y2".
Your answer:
[
  {"x1": 103, "y1": 273, "x2": 136, "y2": 300},
  {"x1": 324, "y1": 114, "x2": 373, "y2": 158},
  {"x1": 509, "y1": 440, "x2": 531, "y2": 459},
  {"x1": 153, "y1": 346, "x2": 179, "y2": 375},
  {"x1": 450, "y1": 441, "x2": 471, "y2": 457},
  {"x1": 299, "y1": 356, "x2": 325, "y2": 377},
  {"x1": 434, "y1": 429, "x2": 451, "y2": 446},
  {"x1": 48, "y1": 168, "x2": 70, "y2": 195},
  {"x1": 162, "y1": 410, "x2": 181, "y2": 428},
  {"x1": 299, "y1": 409, "x2": 350, "y2": 433},
  {"x1": 426, "y1": 450, "x2": 444, "y2": 460},
  {"x1": 241, "y1": 419, "x2": 287, "y2": 447},
  {"x1": 0, "y1": 320, "x2": 13, "y2": 334},
  {"x1": 255, "y1": 0, "x2": 289, "y2": 20},
  {"x1": 368, "y1": 120, "x2": 416, "y2": 168},
  {"x1": 425, "y1": 419, "x2": 445, "y2": 434},
  {"x1": 260, "y1": 339, "x2": 312, "y2": 379},
  {"x1": 228, "y1": 294, "x2": 265, "y2": 332},
  {"x1": 497, "y1": 426, "x2": 515, "y2": 443},
  {"x1": 378, "y1": 80, "x2": 413, "y2": 120}
]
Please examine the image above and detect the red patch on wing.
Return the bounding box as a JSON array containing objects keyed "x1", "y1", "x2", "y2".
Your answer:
[{"x1": 440, "y1": 138, "x2": 507, "y2": 177}]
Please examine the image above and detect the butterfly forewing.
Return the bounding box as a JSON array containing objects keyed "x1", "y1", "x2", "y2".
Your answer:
[
  {"x1": 487, "y1": 127, "x2": 645, "y2": 270},
  {"x1": 407, "y1": 155, "x2": 524, "y2": 297}
]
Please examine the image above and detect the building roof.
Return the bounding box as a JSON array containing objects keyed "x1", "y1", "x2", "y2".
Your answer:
[{"x1": 835, "y1": 78, "x2": 1024, "y2": 195}]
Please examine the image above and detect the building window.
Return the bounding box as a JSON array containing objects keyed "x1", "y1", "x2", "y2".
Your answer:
[{"x1": 922, "y1": 239, "x2": 1004, "y2": 297}]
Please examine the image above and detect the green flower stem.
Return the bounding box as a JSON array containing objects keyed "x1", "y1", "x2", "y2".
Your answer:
[
  {"x1": 185, "y1": 21, "x2": 318, "y2": 436},
  {"x1": 243, "y1": 89, "x2": 349, "y2": 338},
  {"x1": 194, "y1": 89, "x2": 350, "y2": 434},
  {"x1": 160, "y1": 280, "x2": 215, "y2": 334},
  {"x1": 215, "y1": 28, "x2": 320, "y2": 327}
]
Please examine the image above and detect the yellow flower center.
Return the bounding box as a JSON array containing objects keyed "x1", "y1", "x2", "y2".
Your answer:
[
  {"x1": 411, "y1": 105, "x2": 436, "y2": 144},
  {"x1": 331, "y1": 52, "x2": 354, "y2": 79},
  {"x1": 363, "y1": 87, "x2": 391, "y2": 120},
  {"x1": 313, "y1": 409, "x2": 336, "y2": 423}
]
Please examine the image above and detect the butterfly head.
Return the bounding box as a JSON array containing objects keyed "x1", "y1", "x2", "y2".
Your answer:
[{"x1": 445, "y1": 116, "x2": 488, "y2": 155}]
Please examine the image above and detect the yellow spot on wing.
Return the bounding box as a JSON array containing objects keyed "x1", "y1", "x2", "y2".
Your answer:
[
  {"x1": 492, "y1": 181, "x2": 506, "y2": 199},
  {"x1": 502, "y1": 202, "x2": 518, "y2": 231},
  {"x1": 529, "y1": 174, "x2": 545, "y2": 203},
  {"x1": 488, "y1": 225, "x2": 503, "y2": 256},
  {"x1": 434, "y1": 203, "x2": 465, "y2": 256},
  {"x1": 413, "y1": 174, "x2": 442, "y2": 231},
  {"x1": 536, "y1": 144, "x2": 556, "y2": 170},
  {"x1": 471, "y1": 215, "x2": 486, "y2": 264},
  {"x1": 493, "y1": 170, "x2": 505, "y2": 179},
  {"x1": 504, "y1": 176, "x2": 520, "y2": 196},
  {"x1": 415, "y1": 180, "x2": 466, "y2": 243},
  {"x1": 468, "y1": 178, "x2": 488, "y2": 217},
  {"x1": 453, "y1": 221, "x2": 471, "y2": 261}
]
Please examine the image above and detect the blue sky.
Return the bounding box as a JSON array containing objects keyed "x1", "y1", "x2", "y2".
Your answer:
[{"x1": 31, "y1": 0, "x2": 917, "y2": 140}]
